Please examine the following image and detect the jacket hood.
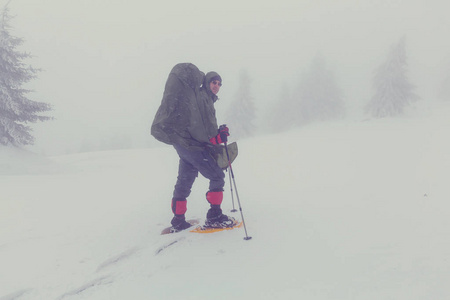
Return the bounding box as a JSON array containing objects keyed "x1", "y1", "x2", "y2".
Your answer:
[
  {"x1": 203, "y1": 71, "x2": 221, "y2": 101},
  {"x1": 171, "y1": 63, "x2": 205, "y2": 89}
]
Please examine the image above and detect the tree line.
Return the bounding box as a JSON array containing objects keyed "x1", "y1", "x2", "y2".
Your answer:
[
  {"x1": 0, "y1": 5, "x2": 443, "y2": 149},
  {"x1": 227, "y1": 37, "x2": 423, "y2": 138}
]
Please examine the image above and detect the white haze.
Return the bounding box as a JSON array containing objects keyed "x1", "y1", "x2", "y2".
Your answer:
[{"x1": 6, "y1": 0, "x2": 450, "y2": 155}]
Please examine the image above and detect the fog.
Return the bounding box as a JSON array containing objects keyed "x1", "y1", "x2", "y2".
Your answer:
[{"x1": 7, "y1": 0, "x2": 450, "y2": 155}]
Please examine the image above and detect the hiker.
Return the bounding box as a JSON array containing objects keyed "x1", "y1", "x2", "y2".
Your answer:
[{"x1": 151, "y1": 63, "x2": 234, "y2": 231}]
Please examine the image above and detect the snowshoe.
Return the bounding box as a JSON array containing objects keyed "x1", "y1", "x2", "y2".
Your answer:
[
  {"x1": 170, "y1": 216, "x2": 193, "y2": 233},
  {"x1": 161, "y1": 218, "x2": 200, "y2": 235},
  {"x1": 204, "y1": 214, "x2": 236, "y2": 229}
]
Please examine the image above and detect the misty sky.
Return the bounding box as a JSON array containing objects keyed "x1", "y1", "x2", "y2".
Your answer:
[{"x1": 6, "y1": 0, "x2": 450, "y2": 155}]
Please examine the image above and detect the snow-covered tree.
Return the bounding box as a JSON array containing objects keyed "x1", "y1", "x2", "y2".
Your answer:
[
  {"x1": 294, "y1": 54, "x2": 344, "y2": 125},
  {"x1": 366, "y1": 37, "x2": 419, "y2": 118},
  {"x1": 267, "y1": 83, "x2": 295, "y2": 133},
  {"x1": 438, "y1": 67, "x2": 450, "y2": 101},
  {"x1": 0, "y1": 5, "x2": 52, "y2": 146},
  {"x1": 265, "y1": 55, "x2": 343, "y2": 133},
  {"x1": 225, "y1": 69, "x2": 256, "y2": 139}
]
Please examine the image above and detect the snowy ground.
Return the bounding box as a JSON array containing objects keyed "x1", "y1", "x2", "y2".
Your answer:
[{"x1": 1, "y1": 103, "x2": 450, "y2": 300}]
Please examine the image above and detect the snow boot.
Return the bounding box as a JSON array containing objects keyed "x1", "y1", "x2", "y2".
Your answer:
[
  {"x1": 170, "y1": 215, "x2": 192, "y2": 233},
  {"x1": 205, "y1": 206, "x2": 235, "y2": 228}
]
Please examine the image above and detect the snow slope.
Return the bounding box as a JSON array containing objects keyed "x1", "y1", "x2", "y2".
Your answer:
[{"x1": 1, "y1": 103, "x2": 450, "y2": 300}]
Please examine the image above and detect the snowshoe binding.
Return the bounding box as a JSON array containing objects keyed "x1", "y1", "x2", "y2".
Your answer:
[
  {"x1": 205, "y1": 207, "x2": 236, "y2": 228},
  {"x1": 170, "y1": 215, "x2": 193, "y2": 233}
]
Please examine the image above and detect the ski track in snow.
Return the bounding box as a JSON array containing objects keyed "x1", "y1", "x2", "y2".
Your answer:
[
  {"x1": 55, "y1": 276, "x2": 113, "y2": 300},
  {"x1": 0, "y1": 289, "x2": 33, "y2": 300},
  {"x1": 155, "y1": 237, "x2": 185, "y2": 255},
  {"x1": 96, "y1": 247, "x2": 140, "y2": 272}
]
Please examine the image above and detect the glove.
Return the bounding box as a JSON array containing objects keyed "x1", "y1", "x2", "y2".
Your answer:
[{"x1": 209, "y1": 125, "x2": 230, "y2": 145}]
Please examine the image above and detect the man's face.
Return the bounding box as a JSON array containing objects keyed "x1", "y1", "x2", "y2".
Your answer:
[{"x1": 209, "y1": 80, "x2": 222, "y2": 95}]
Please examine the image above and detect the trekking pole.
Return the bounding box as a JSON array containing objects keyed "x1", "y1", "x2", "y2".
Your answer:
[
  {"x1": 228, "y1": 169, "x2": 237, "y2": 212},
  {"x1": 224, "y1": 141, "x2": 252, "y2": 241}
]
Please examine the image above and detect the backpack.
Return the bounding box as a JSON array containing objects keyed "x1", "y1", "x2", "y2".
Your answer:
[{"x1": 151, "y1": 63, "x2": 205, "y2": 149}]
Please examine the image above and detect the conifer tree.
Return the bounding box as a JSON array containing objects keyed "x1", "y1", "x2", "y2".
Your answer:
[
  {"x1": 0, "y1": 5, "x2": 52, "y2": 146},
  {"x1": 295, "y1": 54, "x2": 344, "y2": 125},
  {"x1": 438, "y1": 68, "x2": 450, "y2": 101},
  {"x1": 267, "y1": 83, "x2": 294, "y2": 133},
  {"x1": 366, "y1": 37, "x2": 419, "y2": 118},
  {"x1": 225, "y1": 69, "x2": 256, "y2": 139}
]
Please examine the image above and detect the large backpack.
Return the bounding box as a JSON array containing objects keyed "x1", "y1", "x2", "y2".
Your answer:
[
  {"x1": 151, "y1": 63, "x2": 239, "y2": 167},
  {"x1": 151, "y1": 63, "x2": 205, "y2": 149}
]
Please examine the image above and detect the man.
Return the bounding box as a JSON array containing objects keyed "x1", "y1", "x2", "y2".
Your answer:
[{"x1": 151, "y1": 63, "x2": 234, "y2": 232}]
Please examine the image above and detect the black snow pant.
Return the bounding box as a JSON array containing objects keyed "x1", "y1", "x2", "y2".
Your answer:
[{"x1": 172, "y1": 144, "x2": 225, "y2": 201}]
